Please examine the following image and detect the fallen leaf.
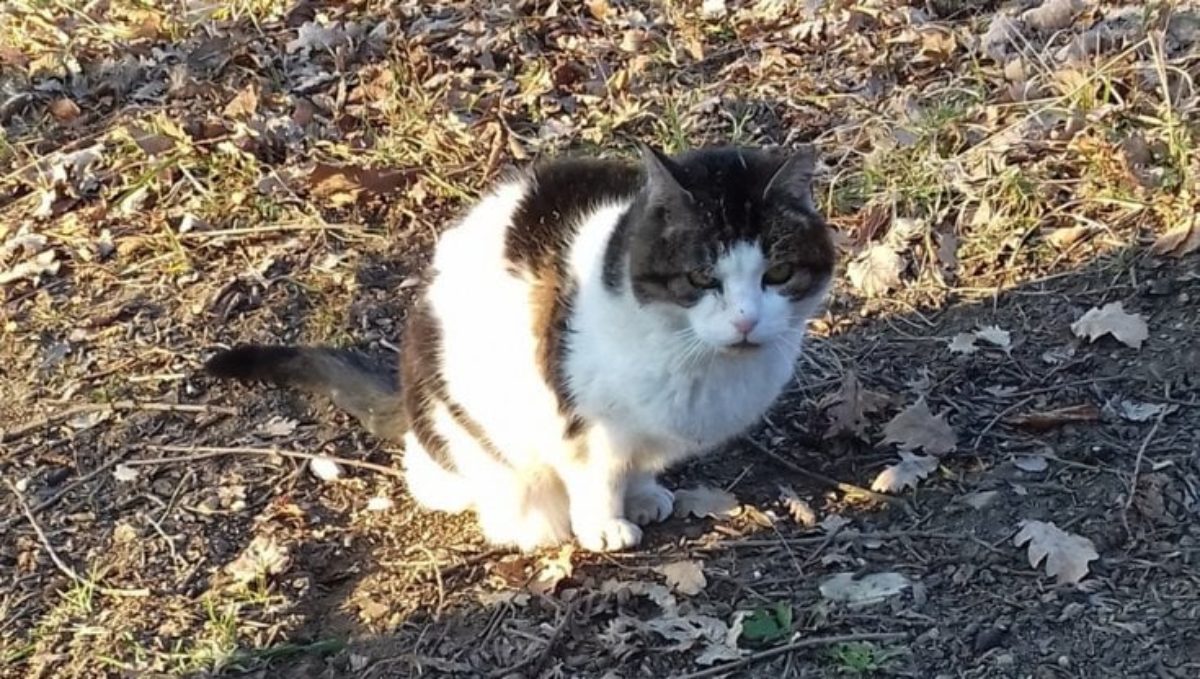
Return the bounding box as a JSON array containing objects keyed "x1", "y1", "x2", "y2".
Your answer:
[
  {"x1": 961, "y1": 490, "x2": 1000, "y2": 510},
  {"x1": 365, "y1": 496, "x2": 393, "y2": 511},
  {"x1": 259, "y1": 416, "x2": 298, "y2": 438},
  {"x1": 657, "y1": 560, "x2": 706, "y2": 596},
  {"x1": 882, "y1": 398, "x2": 957, "y2": 455},
  {"x1": 1022, "y1": 0, "x2": 1087, "y2": 32},
  {"x1": 113, "y1": 464, "x2": 139, "y2": 482},
  {"x1": 309, "y1": 455, "x2": 342, "y2": 482},
  {"x1": 674, "y1": 487, "x2": 739, "y2": 519},
  {"x1": 778, "y1": 485, "x2": 817, "y2": 526},
  {"x1": 1071, "y1": 302, "x2": 1148, "y2": 349},
  {"x1": 700, "y1": 0, "x2": 728, "y2": 19},
  {"x1": 871, "y1": 452, "x2": 939, "y2": 493},
  {"x1": 585, "y1": 0, "x2": 611, "y2": 20},
  {"x1": 820, "y1": 370, "x2": 890, "y2": 438},
  {"x1": 529, "y1": 544, "x2": 575, "y2": 595},
  {"x1": 223, "y1": 84, "x2": 259, "y2": 119},
  {"x1": 1115, "y1": 400, "x2": 1177, "y2": 423},
  {"x1": 847, "y1": 243, "x2": 904, "y2": 297},
  {"x1": 308, "y1": 163, "x2": 414, "y2": 206},
  {"x1": 980, "y1": 14, "x2": 1023, "y2": 61},
  {"x1": 1013, "y1": 455, "x2": 1049, "y2": 472},
  {"x1": 1007, "y1": 404, "x2": 1100, "y2": 431},
  {"x1": 1150, "y1": 221, "x2": 1200, "y2": 257},
  {"x1": 820, "y1": 514, "x2": 852, "y2": 534},
  {"x1": 819, "y1": 572, "x2": 911, "y2": 606},
  {"x1": 0, "y1": 250, "x2": 60, "y2": 286},
  {"x1": 1013, "y1": 520, "x2": 1098, "y2": 585},
  {"x1": 225, "y1": 534, "x2": 291, "y2": 583},
  {"x1": 947, "y1": 333, "x2": 977, "y2": 355},
  {"x1": 1045, "y1": 226, "x2": 1093, "y2": 249},
  {"x1": 975, "y1": 325, "x2": 1012, "y2": 351},
  {"x1": 49, "y1": 98, "x2": 81, "y2": 123}
]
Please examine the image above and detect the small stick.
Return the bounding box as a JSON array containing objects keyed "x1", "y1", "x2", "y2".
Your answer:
[
  {"x1": 0, "y1": 455, "x2": 126, "y2": 532},
  {"x1": 743, "y1": 438, "x2": 912, "y2": 513},
  {"x1": 1122, "y1": 411, "x2": 1165, "y2": 535},
  {"x1": 139, "y1": 444, "x2": 403, "y2": 478},
  {"x1": 3, "y1": 479, "x2": 150, "y2": 598},
  {"x1": 676, "y1": 631, "x2": 909, "y2": 679},
  {"x1": 2, "y1": 401, "x2": 237, "y2": 442}
]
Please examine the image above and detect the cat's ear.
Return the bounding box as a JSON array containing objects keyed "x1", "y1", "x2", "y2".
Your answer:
[
  {"x1": 763, "y1": 145, "x2": 817, "y2": 210},
  {"x1": 638, "y1": 143, "x2": 693, "y2": 204}
]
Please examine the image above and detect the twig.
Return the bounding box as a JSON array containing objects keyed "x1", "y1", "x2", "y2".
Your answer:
[
  {"x1": 971, "y1": 396, "x2": 1035, "y2": 451},
  {"x1": 744, "y1": 438, "x2": 913, "y2": 514},
  {"x1": 701, "y1": 529, "x2": 1005, "y2": 555},
  {"x1": 2, "y1": 401, "x2": 237, "y2": 442},
  {"x1": 0, "y1": 455, "x2": 126, "y2": 532},
  {"x1": 139, "y1": 444, "x2": 403, "y2": 478},
  {"x1": 487, "y1": 600, "x2": 575, "y2": 679},
  {"x1": 677, "y1": 631, "x2": 909, "y2": 679},
  {"x1": 1121, "y1": 411, "x2": 1165, "y2": 536},
  {"x1": 3, "y1": 479, "x2": 150, "y2": 598}
]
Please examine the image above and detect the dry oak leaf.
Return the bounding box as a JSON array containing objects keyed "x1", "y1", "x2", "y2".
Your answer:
[
  {"x1": 49, "y1": 97, "x2": 82, "y2": 123},
  {"x1": 847, "y1": 243, "x2": 904, "y2": 297},
  {"x1": 1150, "y1": 220, "x2": 1200, "y2": 258},
  {"x1": 778, "y1": 485, "x2": 817, "y2": 526},
  {"x1": 673, "y1": 486, "x2": 739, "y2": 519},
  {"x1": 226, "y1": 534, "x2": 291, "y2": 584},
  {"x1": 1013, "y1": 520, "x2": 1098, "y2": 585},
  {"x1": 820, "y1": 370, "x2": 890, "y2": 438},
  {"x1": 882, "y1": 398, "x2": 957, "y2": 455},
  {"x1": 1070, "y1": 302, "x2": 1148, "y2": 349},
  {"x1": 657, "y1": 560, "x2": 707, "y2": 596},
  {"x1": 871, "y1": 452, "x2": 939, "y2": 493},
  {"x1": 223, "y1": 84, "x2": 259, "y2": 119},
  {"x1": 529, "y1": 544, "x2": 575, "y2": 595}
]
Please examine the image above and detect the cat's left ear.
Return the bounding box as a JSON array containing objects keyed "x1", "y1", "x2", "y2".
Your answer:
[
  {"x1": 762, "y1": 145, "x2": 816, "y2": 211},
  {"x1": 638, "y1": 142, "x2": 693, "y2": 204}
]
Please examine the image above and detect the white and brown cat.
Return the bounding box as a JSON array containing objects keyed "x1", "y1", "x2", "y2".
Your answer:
[{"x1": 206, "y1": 144, "x2": 835, "y2": 552}]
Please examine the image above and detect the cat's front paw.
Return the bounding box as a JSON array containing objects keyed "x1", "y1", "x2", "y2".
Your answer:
[
  {"x1": 625, "y1": 483, "x2": 675, "y2": 526},
  {"x1": 574, "y1": 517, "x2": 643, "y2": 552}
]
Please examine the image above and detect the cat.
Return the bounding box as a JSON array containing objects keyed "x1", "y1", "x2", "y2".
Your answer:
[{"x1": 205, "y1": 143, "x2": 835, "y2": 552}]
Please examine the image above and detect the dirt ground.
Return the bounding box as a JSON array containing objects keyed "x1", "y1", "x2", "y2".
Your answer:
[{"x1": 2, "y1": 1, "x2": 1199, "y2": 678}]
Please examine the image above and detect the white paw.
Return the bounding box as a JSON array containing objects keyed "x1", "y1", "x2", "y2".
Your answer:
[
  {"x1": 626, "y1": 484, "x2": 675, "y2": 526},
  {"x1": 574, "y1": 517, "x2": 643, "y2": 552}
]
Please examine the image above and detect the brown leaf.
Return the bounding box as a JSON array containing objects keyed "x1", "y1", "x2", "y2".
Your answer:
[
  {"x1": 1045, "y1": 226, "x2": 1093, "y2": 250},
  {"x1": 657, "y1": 560, "x2": 706, "y2": 596},
  {"x1": 127, "y1": 125, "x2": 176, "y2": 156},
  {"x1": 673, "y1": 487, "x2": 739, "y2": 519},
  {"x1": 1150, "y1": 220, "x2": 1200, "y2": 258},
  {"x1": 778, "y1": 485, "x2": 817, "y2": 526},
  {"x1": 585, "y1": 0, "x2": 611, "y2": 21},
  {"x1": 529, "y1": 544, "x2": 575, "y2": 595},
  {"x1": 821, "y1": 370, "x2": 890, "y2": 439},
  {"x1": 847, "y1": 243, "x2": 904, "y2": 297},
  {"x1": 881, "y1": 398, "x2": 957, "y2": 455},
  {"x1": 308, "y1": 163, "x2": 415, "y2": 206},
  {"x1": 223, "y1": 84, "x2": 259, "y2": 119},
  {"x1": 1007, "y1": 404, "x2": 1099, "y2": 431},
  {"x1": 49, "y1": 98, "x2": 81, "y2": 123}
]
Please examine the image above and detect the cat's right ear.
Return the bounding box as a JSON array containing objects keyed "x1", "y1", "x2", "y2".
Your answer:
[{"x1": 637, "y1": 143, "x2": 693, "y2": 204}]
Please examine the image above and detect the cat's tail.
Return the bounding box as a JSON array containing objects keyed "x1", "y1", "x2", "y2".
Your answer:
[{"x1": 204, "y1": 345, "x2": 407, "y2": 441}]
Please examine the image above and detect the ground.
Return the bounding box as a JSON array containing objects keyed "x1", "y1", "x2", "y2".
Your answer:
[{"x1": 2, "y1": 1, "x2": 1199, "y2": 677}]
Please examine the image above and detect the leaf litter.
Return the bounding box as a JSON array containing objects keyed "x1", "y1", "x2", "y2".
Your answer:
[{"x1": 1013, "y1": 520, "x2": 1099, "y2": 585}]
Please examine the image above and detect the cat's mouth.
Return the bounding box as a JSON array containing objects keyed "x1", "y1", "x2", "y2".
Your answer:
[{"x1": 726, "y1": 339, "x2": 762, "y2": 352}]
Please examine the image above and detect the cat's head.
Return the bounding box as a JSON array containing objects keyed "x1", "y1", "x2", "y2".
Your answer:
[{"x1": 613, "y1": 144, "x2": 835, "y2": 353}]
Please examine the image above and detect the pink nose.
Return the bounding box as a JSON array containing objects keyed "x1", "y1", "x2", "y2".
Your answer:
[{"x1": 733, "y1": 317, "x2": 758, "y2": 336}]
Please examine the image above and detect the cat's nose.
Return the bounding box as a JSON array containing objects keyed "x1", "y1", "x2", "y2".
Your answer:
[{"x1": 733, "y1": 316, "x2": 758, "y2": 336}]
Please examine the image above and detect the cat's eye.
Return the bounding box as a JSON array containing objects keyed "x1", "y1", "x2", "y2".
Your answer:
[
  {"x1": 762, "y1": 263, "x2": 795, "y2": 286},
  {"x1": 687, "y1": 268, "x2": 720, "y2": 290}
]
